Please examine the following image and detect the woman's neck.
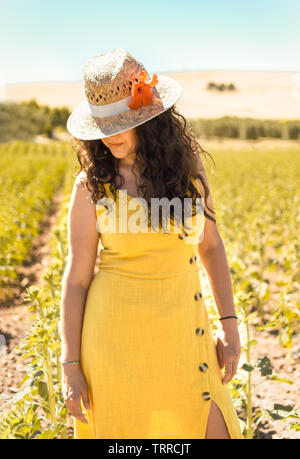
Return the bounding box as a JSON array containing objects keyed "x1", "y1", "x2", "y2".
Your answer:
[{"x1": 118, "y1": 150, "x2": 137, "y2": 168}]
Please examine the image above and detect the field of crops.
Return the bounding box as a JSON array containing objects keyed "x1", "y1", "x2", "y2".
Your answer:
[
  {"x1": 0, "y1": 141, "x2": 70, "y2": 296},
  {"x1": 0, "y1": 139, "x2": 299, "y2": 439},
  {"x1": 202, "y1": 139, "x2": 300, "y2": 437}
]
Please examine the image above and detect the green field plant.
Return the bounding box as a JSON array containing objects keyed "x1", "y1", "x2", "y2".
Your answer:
[
  {"x1": 0, "y1": 156, "x2": 75, "y2": 439},
  {"x1": 0, "y1": 141, "x2": 69, "y2": 293}
]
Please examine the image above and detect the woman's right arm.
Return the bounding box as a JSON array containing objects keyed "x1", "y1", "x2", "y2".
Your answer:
[{"x1": 60, "y1": 171, "x2": 100, "y2": 424}]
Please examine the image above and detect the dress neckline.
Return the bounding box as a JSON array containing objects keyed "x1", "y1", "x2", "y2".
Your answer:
[
  {"x1": 104, "y1": 183, "x2": 143, "y2": 200},
  {"x1": 103, "y1": 178, "x2": 201, "y2": 201},
  {"x1": 118, "y1": 189, "x2": 143, "y2": 199}
]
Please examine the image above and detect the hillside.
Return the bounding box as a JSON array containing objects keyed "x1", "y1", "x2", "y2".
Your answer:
[{"x1": 2, "y1": 70, "x2": 300, "y2": 120}]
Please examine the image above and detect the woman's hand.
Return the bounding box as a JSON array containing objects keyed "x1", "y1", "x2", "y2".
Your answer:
[
  {"x1": 62, "y1": 364, "x2": 90, "y2": 424},
  {"x1": 216, "y1": 322, "x2": 241, "y2": 385}
]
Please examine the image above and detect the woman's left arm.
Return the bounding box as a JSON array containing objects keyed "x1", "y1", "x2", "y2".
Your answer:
[
  {"x1": 197, "y1": 227, "x2": 241, "y2": 385},
  {"x1": 195, "y1": 153, "x2": 241, "y2": 385}
]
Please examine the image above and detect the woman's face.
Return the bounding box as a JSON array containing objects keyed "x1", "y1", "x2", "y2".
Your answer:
[{"x1": 101, "y1": 128, "x2": 138, "y2": 163}]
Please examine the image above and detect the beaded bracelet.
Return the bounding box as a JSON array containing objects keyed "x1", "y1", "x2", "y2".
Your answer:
[
  {"x1": 61, "y1": 360, "x2": 80, "y2": 365},
  {"x1": 219, "y1": 315, "x2": 238, "y2": 321}
]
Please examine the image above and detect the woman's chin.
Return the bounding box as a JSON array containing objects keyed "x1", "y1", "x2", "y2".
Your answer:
[{"x1": 110, "y1": 150, "x2": 127, "y2": 158}]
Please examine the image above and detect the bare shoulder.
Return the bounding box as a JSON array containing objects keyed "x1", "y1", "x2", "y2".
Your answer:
[
  {"x1": 69, "y1": 171, "x2": 96, "y2": 215},
  {"x1": 74, "y1": 170, "x2": 89, "y2": 188},
  {"x1": 193, "y1": 152, "x2": 209, "y2": 193},
  {"x1": 67, "y1": 174, "x2": 99, "y2": 289},
  {"x1": 73, "y1": 170, "x2": 95, "y2": 198},
  {"x1": 193, "y1": 151, "x2": 216, "y2": 217}
]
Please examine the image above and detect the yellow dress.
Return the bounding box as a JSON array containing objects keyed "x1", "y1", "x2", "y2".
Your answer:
[{"x1": 74, "y1": 180, "x2": 243, "y2": 439}]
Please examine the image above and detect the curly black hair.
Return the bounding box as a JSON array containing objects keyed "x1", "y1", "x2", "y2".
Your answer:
[{"x1": 71, "y1": 105, "x2": 216, "y2": 229}]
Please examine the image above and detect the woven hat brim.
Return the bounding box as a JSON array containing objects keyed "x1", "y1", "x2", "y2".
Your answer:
[{"x1": 66, "y1": 75, "x2": 182, "y2": 140}]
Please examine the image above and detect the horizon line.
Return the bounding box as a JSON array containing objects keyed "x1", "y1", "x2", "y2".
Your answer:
[{"x1": 2, "y1": 67, "x2": 300, "y2": 86}]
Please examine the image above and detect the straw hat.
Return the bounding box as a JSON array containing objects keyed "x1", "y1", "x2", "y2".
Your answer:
[{"x1": 66, "y1": 48, "x2": 182, "y2": 140}]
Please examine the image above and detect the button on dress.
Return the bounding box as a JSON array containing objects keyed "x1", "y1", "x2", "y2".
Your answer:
[{"x1": 74, "y1": 179, "x2": 243, "y2": 439}]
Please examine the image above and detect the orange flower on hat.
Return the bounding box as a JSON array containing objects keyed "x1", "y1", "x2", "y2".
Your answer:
[{"x1": 128, "y1": 70, "x2": 162, "y2": 110}]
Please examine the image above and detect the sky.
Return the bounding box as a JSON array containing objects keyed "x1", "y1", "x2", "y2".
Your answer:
[{"x1": 0, "y1": 0, "x2": 300, "y2": 85}]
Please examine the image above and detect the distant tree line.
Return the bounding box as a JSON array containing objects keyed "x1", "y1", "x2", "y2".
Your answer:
[
  {"x1": 1, "y1": 100, "x2": 299, "y2": 143},
  {"x1": 0, "y1": 99, "x2": 71, "y2": 143},
  {"x1": 207, "y1": 82, "x2": 237, "y2": 91},
  {"x1": 187, "y1": 116, "x2": 300, "y2": 140}
]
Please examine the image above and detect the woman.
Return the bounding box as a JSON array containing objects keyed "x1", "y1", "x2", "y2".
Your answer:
[{"x1": 61, "y1": 48, "x2": 243, "y2": 439}]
